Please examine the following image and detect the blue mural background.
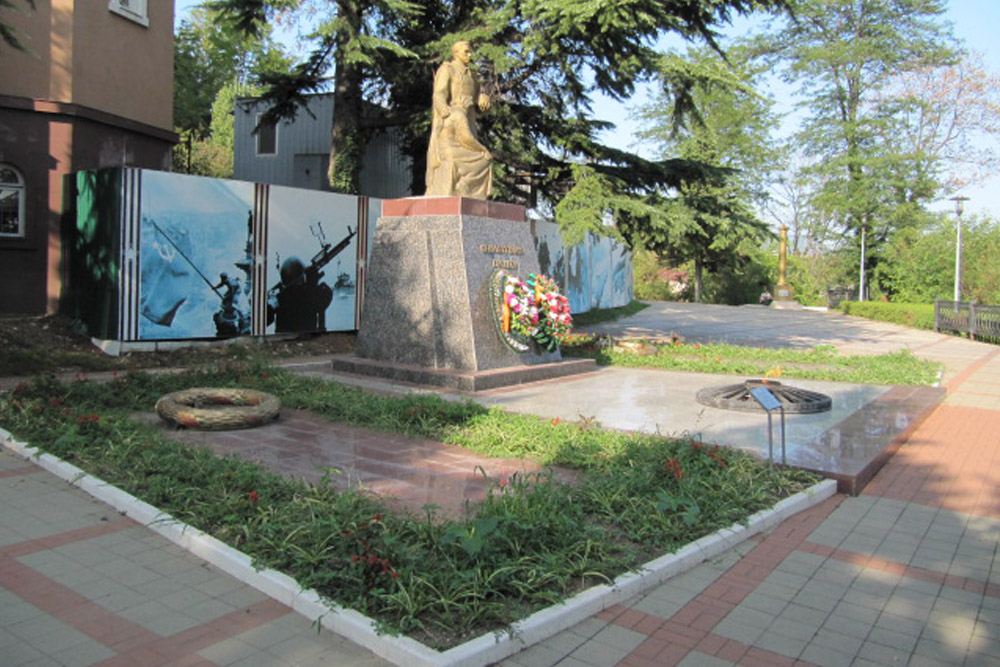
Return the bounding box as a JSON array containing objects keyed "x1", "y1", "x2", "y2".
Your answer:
[
  {"x1": 138, "y1": 172, "x2": 255, "y2": 340},
  {"x1": 533, "y1": 220, "x2": 633, "y2": 313},
  {"x1": 73, "y1": 169, "x2": 631, "y2": 343}
]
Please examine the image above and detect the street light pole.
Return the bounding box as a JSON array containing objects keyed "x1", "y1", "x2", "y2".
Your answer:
[
  {"x1": 858, "y1": 224, "x2": 866, "y2": 302},
  {"x1": 950, "y1": 196, "x2": 970, "y2": 303}
]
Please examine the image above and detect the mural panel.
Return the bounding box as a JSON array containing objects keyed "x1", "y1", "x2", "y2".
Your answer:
[
  {"x1": 610, "y1": 238, "x2": 633, "y2": 304},
  {"x1": 533, "y1": 220, "x2": 567, "y2": 289},
  {"x1": 73, "y1": 169, "x2": 124, "y2": 340},
  {"x1": 138, "y1": 172, "x2": 255, "y2": 340},
  {"x1": 533, "y1": 220, "x2": 632, "y2": 313},
  {"x1": 72, "y1": 169, "x2": 631, "y2": 344},
  {"x1": 264, "y1": 186, "x2": 359, "y2": 334}
]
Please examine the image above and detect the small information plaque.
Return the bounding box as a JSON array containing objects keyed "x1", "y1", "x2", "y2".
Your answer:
[{"x1": 750, "y1": 386, "x2": 781, "y2": 412}]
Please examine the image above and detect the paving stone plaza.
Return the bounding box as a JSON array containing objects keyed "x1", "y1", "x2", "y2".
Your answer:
[{"x1": 2, "y1": 302, "x2": 998, "y2": 666}]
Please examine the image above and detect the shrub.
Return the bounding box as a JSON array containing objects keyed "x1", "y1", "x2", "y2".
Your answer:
[{"x1": 840, "y1": 301, "x2": 935, "y2": 330}]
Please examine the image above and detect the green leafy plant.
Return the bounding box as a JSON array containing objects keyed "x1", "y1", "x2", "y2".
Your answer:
[
  {"x1": 840, "y1": 301, "x2": 936, "y2": 331},
  {"x1": 655, "y1": 491, "x2": 701, "y2": 527},
  {"x1": 0, "y1": 363, "x2": 819, "y2": 649},
  {"x1": 442, "y1": 517, "x2": 499, "y2": 558}
]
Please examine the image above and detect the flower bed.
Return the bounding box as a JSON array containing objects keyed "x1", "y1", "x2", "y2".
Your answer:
[{"x1": 0, "y1": 363, "x2": 820, "y2": 649}]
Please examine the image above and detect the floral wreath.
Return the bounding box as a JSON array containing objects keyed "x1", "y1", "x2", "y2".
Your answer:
[{"x1": 489, "y1": 269, "x2": 572, "y2": 352}]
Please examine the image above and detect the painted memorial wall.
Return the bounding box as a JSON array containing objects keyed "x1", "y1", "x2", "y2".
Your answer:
[
  {"x1": 70, "y1": 169, "x2": 629, "y2": 344},
  {"x1": 533, "y1": 220, "x2": 633, "y2": 313},
  {"x1": 72, "y1": 168, "x2": 374, "y2": 342}
]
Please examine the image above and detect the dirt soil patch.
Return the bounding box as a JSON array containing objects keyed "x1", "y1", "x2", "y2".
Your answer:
[{"x1": 0, "y1": 314, "x2": 356, "y2": 377}]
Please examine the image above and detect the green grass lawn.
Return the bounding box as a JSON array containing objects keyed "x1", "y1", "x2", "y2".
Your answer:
[{"x1": 562, "y1": 336, "x2": 941, "y2": 386}]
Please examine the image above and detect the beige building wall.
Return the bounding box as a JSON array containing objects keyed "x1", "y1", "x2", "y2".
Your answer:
[
  {"x1": 0, "y1": 1, "x2": 176, "y2": 314},
  {"x1": 0, "y1": 0, "x2": 173, "y2": 131}
]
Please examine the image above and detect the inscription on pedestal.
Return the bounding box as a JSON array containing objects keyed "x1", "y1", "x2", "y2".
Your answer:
[{"x1": 480, "y1": 244, "x2": 523, "y2": 271}]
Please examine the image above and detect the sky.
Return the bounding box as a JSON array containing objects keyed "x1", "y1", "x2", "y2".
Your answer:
[{"x1": 175, "y1": 0, "x2": 1000, "y2": 217}]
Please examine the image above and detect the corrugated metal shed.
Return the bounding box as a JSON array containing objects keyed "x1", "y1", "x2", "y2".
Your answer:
[{"x1": 234, "y1": 94, "x2": 413, "y2": 198}]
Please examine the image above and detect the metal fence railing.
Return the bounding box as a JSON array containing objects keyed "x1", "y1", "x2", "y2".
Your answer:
[{"x1": 935, "y1": 300, "x2": 1000, "y2": 341}]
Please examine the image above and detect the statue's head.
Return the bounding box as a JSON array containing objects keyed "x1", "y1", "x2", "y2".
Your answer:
[{"x1": 451, "y1": 41, "x2": 473, "y2": 65}]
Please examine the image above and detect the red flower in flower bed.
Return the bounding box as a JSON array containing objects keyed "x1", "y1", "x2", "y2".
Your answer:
[{"x1": 664, "y1": 458, "x2": 683, "y2": 480}]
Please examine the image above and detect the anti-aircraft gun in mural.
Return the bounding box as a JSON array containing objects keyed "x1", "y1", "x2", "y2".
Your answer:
[{"x1": 266, "y1": 222, "x2": 357, "y2": 333}]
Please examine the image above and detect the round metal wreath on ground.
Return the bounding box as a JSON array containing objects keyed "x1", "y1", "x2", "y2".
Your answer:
[{"x1": 155, "y1": 388, "x2": 281, "y2": 430}]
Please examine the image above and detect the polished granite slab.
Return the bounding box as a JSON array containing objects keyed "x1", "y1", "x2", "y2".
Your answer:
[
  {"x1": 471, "y1": 367, "x2": 944, "y2": 494},
  {"x1": 300, "y1": 362, "x2": 945, "y2": 495},
  {"x1": 152, "y1": 362, "x2": 944, "y2": 499},
  {"x1": 146, "y1": 409, "x2": 572, "y2": 520}
]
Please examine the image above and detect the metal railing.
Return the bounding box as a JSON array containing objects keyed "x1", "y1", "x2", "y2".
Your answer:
[{"x1": 935, "y1": 300, "x2": 1000, "y2": 341}]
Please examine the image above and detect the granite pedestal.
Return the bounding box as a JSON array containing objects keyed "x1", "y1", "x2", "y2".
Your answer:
[
  {"x1": 771, "y1": 282, "x2": 803, "y2": 310},
  {"x1": 332, "y1": 197, "x2": 595, "y2": 391}
]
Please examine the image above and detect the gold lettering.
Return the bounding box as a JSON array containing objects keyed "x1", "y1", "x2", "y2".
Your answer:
[
  {"x1": 479, "y1": 244, "x2": 524, "y2": 255},
  {"x1": 492, "y1": 259, "x2": 519, "y2": 270}
]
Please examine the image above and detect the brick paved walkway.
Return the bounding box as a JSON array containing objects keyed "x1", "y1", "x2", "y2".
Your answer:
[
  {"x1": 0, "y1": 448, "x2": 392, "y2": 666},
  {"x1": 152, "y1": 409, "x2": 570, "y2": 521},
  {"x1": 501, "y1": 346, "x2": 1000, "y2": 666}
]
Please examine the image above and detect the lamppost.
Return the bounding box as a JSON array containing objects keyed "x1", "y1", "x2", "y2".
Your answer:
[{"x1": 950, "y1": 195, "x2": 970, "y2": 303}]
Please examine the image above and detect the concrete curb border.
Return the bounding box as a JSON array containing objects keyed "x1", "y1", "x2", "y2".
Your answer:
[{"x1": 1, "y1": 427, "x2": 836, "y2": 667}]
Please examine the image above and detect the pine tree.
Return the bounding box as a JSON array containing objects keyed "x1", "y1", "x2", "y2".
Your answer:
[{"x1": 616, "y1": 47, "x2": 779, "y2": 302}]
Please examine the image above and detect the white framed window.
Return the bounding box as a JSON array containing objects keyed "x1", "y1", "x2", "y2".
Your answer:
[
  {"x1": 256, "y1": 115, "x2": 278, "y2": 156},
  {"x1": 0, "y1": 165, "x2": 25, "y2": 239},
  {"x1": 108, "y1": 0, "x2": 149, "y2": 27}
]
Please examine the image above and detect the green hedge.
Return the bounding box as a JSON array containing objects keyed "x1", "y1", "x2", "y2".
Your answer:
[{"x1": 840, "y1": 301, "x2": 935, "y2": 330}]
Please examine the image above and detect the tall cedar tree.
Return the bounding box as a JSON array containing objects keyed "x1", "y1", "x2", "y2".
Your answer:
[
  {"x1": 206, "y1": 0, "x2": 791, "y2": 241},
  {"x1": 206, "y1": 0, "x2": 422, "y2": 193},
  {"x1": 628, "y1": 47, "x2": 782, "y2": 301},
  {"x1": 754, "y1": 0, "x2": 958, "y2": 288}
]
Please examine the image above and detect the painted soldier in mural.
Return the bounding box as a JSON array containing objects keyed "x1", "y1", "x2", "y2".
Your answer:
[
  {"x1": 266, "y1": 223, "x2": 357, "y2": 333},
  {"x1": 212, "y1": 272, "x2": 249, "y2": 336},
  {"x1": 425, "y1": 40, "x2": 493, "y2": 199},
  {"x1": 266, "y1": 257, "x2": 334, "y2": 332}
]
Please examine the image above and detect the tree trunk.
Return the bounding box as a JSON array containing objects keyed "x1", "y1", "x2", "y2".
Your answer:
[{"x1": 327, "y1": 0, "x2": 364, "y2": 194}]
